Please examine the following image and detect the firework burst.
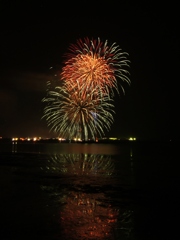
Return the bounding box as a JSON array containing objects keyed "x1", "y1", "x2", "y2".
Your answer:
[
  {"x1": 42, "y1": 81, "x2": 115, "y2": 141},
  {"x1": 42, "y1": 37, "x2": 130, "y2": 140},
  {"x1": 61, "y1": 37, "x2": 130, "y2": 96}
]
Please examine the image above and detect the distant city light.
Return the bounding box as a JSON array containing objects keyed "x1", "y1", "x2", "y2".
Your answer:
[
  {"x1": 129, "y1": 137, "x2": 136, "y2": 141},
  {"x1": 58, "y1": 137, "x2": 66, "y2": 141},
  {"x1": 109, "y1": 137, "x2": 117, "y2": 140},
  {"x1": 12, "y1": 138, "x2": 18, "y2": 141},
  {"x1": 6, "y1": 136, "x2": 138, "y2": 142},
  {"x1": 73, "y1": 138, "x2": 82, "y2": 142}
]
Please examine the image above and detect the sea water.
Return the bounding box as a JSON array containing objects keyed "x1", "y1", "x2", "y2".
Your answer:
[{"x1": 0, "y1": 141, "x2": 179, "y2": 240}]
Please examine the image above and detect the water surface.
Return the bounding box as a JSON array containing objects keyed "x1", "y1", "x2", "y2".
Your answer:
[{"x1": 0, "y1": 141, "x2": 179, "y2": 239}]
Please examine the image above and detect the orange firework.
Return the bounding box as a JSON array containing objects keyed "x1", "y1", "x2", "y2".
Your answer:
[
  {"x1": 61, "y1": 37, "x2": 130, "y2": 97},
  {"x1": 42, "y1": 37, "x2": 130, "y2": 140},
  {"x1": 62, "y1": 54, "x2": 116, "y2": 96}
]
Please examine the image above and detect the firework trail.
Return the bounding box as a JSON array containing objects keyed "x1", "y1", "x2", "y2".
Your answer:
[
  {"x1": 42, "y1": 37, "x2": 130, "y2": 140},
  {"x1": 61, "y1": 37, "x2": 130, "y2": 97},
  {"x1": 42, "y1": 81, "x2": 115, "y2": 141}
]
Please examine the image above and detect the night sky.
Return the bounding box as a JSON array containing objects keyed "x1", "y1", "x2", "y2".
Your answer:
[{"x1": 0, "y1": 1, "x2": 179, "y2": 140}]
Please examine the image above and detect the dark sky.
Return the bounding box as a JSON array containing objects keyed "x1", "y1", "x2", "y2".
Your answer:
[{"x1": 0, "y1": 1, "x2": 179, "y2": 140}]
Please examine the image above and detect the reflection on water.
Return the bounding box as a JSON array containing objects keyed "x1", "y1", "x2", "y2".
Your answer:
[
  {"x1": 12, "y1": 140, "x2": 17, "y2": 152},
  {"x1": 41, "y1": 153, "x2": 114, "y2": 176},
  {"x1": 1, "y1": 141, "x2": 179, "y2": 239},
  {"x1": 12, "y1": 142, "x2": 125, "y2": 155},
  {"x1": 41, "y1": 153, "x2": 133, "y2": 239},
  {"x1": 59, "y1": 191, "x2": 118, "y2": 239}
]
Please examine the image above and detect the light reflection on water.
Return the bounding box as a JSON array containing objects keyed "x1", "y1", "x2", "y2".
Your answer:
[
  {"x1": 42, "y1": 153, "x2": 114, "y2": 176},
  {"x1": 1, "y1": 141, "x2": 178, "y2": 239},
  {"x1": 15, "y1": 142, "x2": 128, "y2": 155},
  {"x1": 40, "y1": 150, "x2": 134, "y2": 240}
]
